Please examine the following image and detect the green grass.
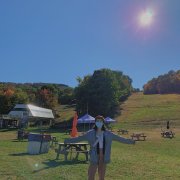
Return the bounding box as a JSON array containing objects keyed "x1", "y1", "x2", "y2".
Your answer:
[
  {"x1": 54, "y1": 104, "x2": 75, "y2": 122},
  {"x1": 0, "y1": 128, "x2": 180, "y2": 180},
  {"x1": 116, "y1": 93, "x2": 180, "y2": 127},
  {"x1": 1, "y1": 93, "x2": 180, "y2": 179}
]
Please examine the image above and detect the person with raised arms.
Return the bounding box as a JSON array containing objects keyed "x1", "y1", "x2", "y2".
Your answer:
[{"x1": 64, "y1": 115, "x2": 135, "y2": 180}]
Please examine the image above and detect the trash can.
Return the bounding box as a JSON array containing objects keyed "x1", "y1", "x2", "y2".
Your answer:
[{"x1": 27, "y1": 133, "x2": 51, "y2": 154}]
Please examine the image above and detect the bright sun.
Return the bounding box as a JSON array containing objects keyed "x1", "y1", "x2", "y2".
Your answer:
[{"x1": 139, "y1": 9, "x2": 154, "y2": 27}]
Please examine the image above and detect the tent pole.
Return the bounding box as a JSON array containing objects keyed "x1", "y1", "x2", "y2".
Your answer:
[
  {"x1": 84, "y1": 122, "x2": 85, "y2": 133},
  {"x1": 87, "y1": 102, "x2": 88, "y2": 114}
]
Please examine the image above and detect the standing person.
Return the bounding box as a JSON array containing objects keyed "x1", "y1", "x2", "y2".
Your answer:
[
  {"x1": 166, "y1": 121, "x2": 170, "y2": 129},
  {"x1": 64, "y1": 115, "x2": 135, "y2": 180}
]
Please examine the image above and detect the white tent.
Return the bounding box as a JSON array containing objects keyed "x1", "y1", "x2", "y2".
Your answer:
[
  {"x1": 104, "y1": 117, "x2": 116, "y2": 123},
  {"x1": 8, "y1": 104, "x2": 54, "y2": 119}
]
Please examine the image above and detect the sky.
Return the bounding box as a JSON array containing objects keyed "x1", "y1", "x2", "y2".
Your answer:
[{"x1": 0, "y1": 0, "x2": 180, "y2": 89}]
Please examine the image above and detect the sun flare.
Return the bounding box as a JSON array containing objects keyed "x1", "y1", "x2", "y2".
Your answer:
[{"x1": 139, "y1": 9, "x2": 154, "y2": 27}]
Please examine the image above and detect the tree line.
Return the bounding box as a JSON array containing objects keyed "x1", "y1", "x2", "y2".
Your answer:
[
  {"x1": 0, "y1": 69, "x2": 133, "y2": 118},
  {"x1": 143, "y1": 70, "x2": 180, "y2": 94},
  {"x1": 0, "y1": 83, "x2": 74, "y2": 115},
  {"x1": 75, "y1": 69, "x2": 133, "y2": 117},
  {"x1": 1, "y1": 69, "x2": 179, "y2": 118}
]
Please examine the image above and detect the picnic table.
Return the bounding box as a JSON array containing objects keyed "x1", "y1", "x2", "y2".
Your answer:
[
  {"x1": 40, "y1": 130, "x2": 48, "y2": 134},
  {"x1": 55, "y1": 142, "x2": 89, "y2": 161},
  {"x1": 117, "y1": 129, "x2": 129, "y2": 135},
  {"x1": 161, "y1": 131, "x2": 175, "y2": 138},
  {"x1": 17, "y1": 129, "x2": 29, "y2": 140},
  {"x1": 65, "y1": 129, "x2": 72, "y2": 135},
  {"x1": 131, "y1": 133, "x2": 146, "y2": 141},
  {"x1": 108, "y1": 127, "x2": 115, "y2": 133},
  {"x1": 50, "y1": 136, "x2": 58, "y2": 147}
]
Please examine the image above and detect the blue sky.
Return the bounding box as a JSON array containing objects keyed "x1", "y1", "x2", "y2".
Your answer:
[{"x1": 0, "y1": 0, "x2": 179, "y2": 89}]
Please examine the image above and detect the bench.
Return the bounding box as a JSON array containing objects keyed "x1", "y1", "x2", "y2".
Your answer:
[
  {"x1": 117, "y1": 129, "x2": 129, "y2": 135},
  {"x1": 56, "y1": 143, "x2": 89, "y2": 161},
  {"x1": 68, "y1": 149, "x2": 89, "y2": 161},
  {"x1": 50, "y1": 136, "x2": 58, "y2": 147},
  {"x1": 131, "y1": 133, "x2": 146, "y2": 141},
  {"x1": 161, "y1": 131, "x2": 175, "y2": 139},
  {"x1": 17, "y1": 130, "x2": 29, "y2": 141}
]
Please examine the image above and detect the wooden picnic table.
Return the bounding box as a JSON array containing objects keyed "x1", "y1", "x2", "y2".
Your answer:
[
  {"x1": 40, "y1": 130, "x2": 49, "y2": 134},
  {"x1": 55, "y1": 142, "x2": 89, "y2": 161},
  {"x1": 17, "y1": 129, "x2": 29, "y2": 140},
  {"x1": 65, "y1": 129, "x2": 72, "y2": 135},
  {"x1": 117, "y1": 129, "x2": 129, "y2": 135},
  {"x1": 131, "y1": 133, "x2": 146, "y2": 141},
  {"x1": 50, "y1": 136, "x2": 58, "y2": 147},
  {"x1": 161, "y1": 131, "x2": 175, "y2": 138}
]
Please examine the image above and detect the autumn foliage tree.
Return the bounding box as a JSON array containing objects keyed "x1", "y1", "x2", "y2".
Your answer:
[
  {"x1": 143, "y1": 70, "x2": 180, "y2": 94},
  {"x1": 0, "y1": 82, "x2": 74, "y2": 114},
  {"x1": 0, "y1": 88, "x2": 29, "y2": 114},
  {"x1": 36, "y1": 86, "x2": 58, "y2": 109}
]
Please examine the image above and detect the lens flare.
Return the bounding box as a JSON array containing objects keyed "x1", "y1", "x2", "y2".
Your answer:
[{"x1": 139, "y1": 9, "x2": 154, "y2": 27}]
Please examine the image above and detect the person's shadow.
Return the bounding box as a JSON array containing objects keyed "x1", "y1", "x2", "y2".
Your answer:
[
  {"x1": 33, "y1": 159, "x2": 88, "y2": 173},
  {"x1": 9, "y1": 152, "x2": 29, "y2": 156}
]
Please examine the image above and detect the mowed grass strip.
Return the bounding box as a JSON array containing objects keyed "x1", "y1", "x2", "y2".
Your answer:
[
  {"x1": 55, "y1": 104, "x2": 75, "y2": 123},
  {"x1": 117, "y1": 93, "x2": 180, "y2": 125}
]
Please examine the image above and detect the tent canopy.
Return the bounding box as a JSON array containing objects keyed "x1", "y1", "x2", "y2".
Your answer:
[
  {"x1": 8, "y1": 104, "x2": 54, "y2": 119},
  {"x1": 104, "y1": 117, "x2": 116, "y2": 123},
  {"x1": 78, "y1": 113, "x2": 95, "y2": 124}
]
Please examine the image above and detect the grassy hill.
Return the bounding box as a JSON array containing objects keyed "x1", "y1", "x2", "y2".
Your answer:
[
  {"x1": 0, "y1": 93, "x2": 180, "y2": 179},
  {"x1": 115, "y1": 92, "x2": 180, "y2": 128},
  {"x1": 54, "y1": 92, "x2": 180, "y2": 128},
  {"x1": 54, "y1": 104, "x2": 75, "y2": 122}
]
